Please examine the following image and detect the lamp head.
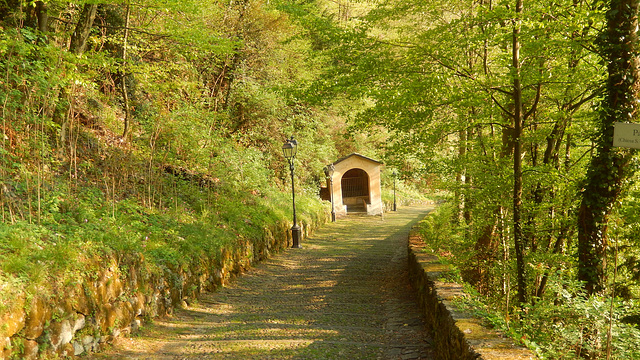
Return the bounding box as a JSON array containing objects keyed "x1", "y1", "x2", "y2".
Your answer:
[
  {"x1": 282, "y1": 137, "x2": 297, "y2": 160},
  {"x1": 324, "y1": 164, "x2": 335, "y2": 178}
]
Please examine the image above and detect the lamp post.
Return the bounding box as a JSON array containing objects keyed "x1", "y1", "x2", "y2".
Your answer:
[
  {"x1": 324, "y1": 164, "x2": 336, "y2": 222},
  {"x1": 283, "y1": 136, "x2": 302, "y2": 248},
  {"x1": 392, "y1": 170, "x2": 397, "y2": 211}
]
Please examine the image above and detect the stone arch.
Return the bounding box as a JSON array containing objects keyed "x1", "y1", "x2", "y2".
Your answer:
[
  {"x1": 341, "y1": 168, "x2": 370, "y2": 212},
  {"x1": 325, "y1": 153, "x2": 383, "y2": 216}
]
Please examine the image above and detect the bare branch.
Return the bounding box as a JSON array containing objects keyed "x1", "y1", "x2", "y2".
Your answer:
[
  {"x1": 491, "y1": 93, "x2": 514, "y2": 119},
  {"x1": 51, "y1": 16, "x2": 171, "y2": 39},
  {"x1": 524, "y1": 82, "x2": 542, "y2": 120}
]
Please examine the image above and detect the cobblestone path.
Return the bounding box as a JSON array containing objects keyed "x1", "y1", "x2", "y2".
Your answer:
[{"x1": 90, "y1": 205, "x2": 435, "y2": 360}]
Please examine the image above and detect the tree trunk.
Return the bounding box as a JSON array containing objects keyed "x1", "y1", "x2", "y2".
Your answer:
[
  {"x1": 35, "y1": 1, "x2": 48, "y2": 33},
  {"x1": 69, "y1": 4, "x2": 98, "y2": 55},
  {"x1": 577, "y1": 0, "x2": 640, "y2": 295},
  {"x1": 512, "y1": 0, "x2": 527, "y2": 306},
  {"x1": 121, "y1": 3, "x2": 132, "y2": 140},
  {"x1": 455, "y1": 128, "x2": 467, "y2": 223},
  {"x1": 56, "y1": 3, "x2": 97, "y2": 149},
  {"x1": 464, "y1": 127, "x2": 473, "y2": 224}
]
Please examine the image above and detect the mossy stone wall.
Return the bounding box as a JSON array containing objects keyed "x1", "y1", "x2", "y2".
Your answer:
[
  {"x1": 407, "y1": 229, "x2": 537, "y2": 360},
  {"x1": 0, "y1": 215, "x2": 326, "y2": 360}
]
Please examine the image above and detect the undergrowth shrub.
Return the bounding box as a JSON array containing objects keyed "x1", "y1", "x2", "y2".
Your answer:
[
  {"x1": 516, "y1": 290, "x2": 640, "y2": 359},
  {"x1": 381, "y1": 172, "x2": 430, "y2": 209},
  {"x1": 417, "y1": 203, "x2": 456, "y2": 252},
  {"x1": 0, "y1": 167, "x2": 326, "y2": 313}
]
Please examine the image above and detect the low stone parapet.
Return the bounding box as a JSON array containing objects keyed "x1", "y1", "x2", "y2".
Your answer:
[{"x1": 407, "y1": 230, "x2": 537, "y2": 360}]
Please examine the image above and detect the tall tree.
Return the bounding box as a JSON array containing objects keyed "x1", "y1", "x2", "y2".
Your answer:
[
  {"x1": 577, "y1": 0, "x2": 640, "y2": 295},
  {"x1": 35, "y1": 1, "x2": 48, "y2": 33},
  {"x1": 69, "y1": 4, "x2": 98, "y2": 55},
  {"x1": 511, "y1": 0, "x2": 528, "y2": 305},
  {"x1": 120, "y1": 2, "x2": 131, "y2": 139}
]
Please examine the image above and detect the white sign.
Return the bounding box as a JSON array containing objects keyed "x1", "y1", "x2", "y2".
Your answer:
[{"x1": 613, "y1": 122, "x2": 640, "y2": 149}]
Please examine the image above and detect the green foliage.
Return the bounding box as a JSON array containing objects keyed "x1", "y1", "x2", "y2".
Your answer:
[
  {"x1": 517, "y1": 292, "x2": 640, "y2": 359},
  {"x1": 417, "y1": 203, "x2": 457, "y2": 252},
  {"x1": 4, "y1": 1, "x2": 639, "y2": 359},
  {"x1": 380, "y1": 173, "x2": 429, "y2": 209}
]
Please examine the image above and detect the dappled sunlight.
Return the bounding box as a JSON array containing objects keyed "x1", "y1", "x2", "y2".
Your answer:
[
  {"x1": 91, "y1": 206, "x2": 434, "y2": 359},
  {"x1": 186, "y1": 302, "x2": 235, "y2": 316}
]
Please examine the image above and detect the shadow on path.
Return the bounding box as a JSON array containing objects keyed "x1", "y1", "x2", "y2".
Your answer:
[{"x1": 89, "y1": 205, "x2": 435, "y2": 360}]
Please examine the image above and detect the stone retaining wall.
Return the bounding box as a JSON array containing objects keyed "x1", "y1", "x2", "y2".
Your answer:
[
  {"x1": 0, "y1": 215, "x2": 325, "y2": 360},
  {"x1": 407, "y1": 229, "x2": 537, "y2": 360}
]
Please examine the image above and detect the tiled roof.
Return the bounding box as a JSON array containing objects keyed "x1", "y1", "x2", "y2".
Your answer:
[{"x1": 331, "y1": 153, "x2": 382, "y2": 166}]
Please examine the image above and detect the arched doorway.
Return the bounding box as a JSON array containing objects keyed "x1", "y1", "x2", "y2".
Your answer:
[
  {"x1": 341, "y1": 168, "x2": 370, "y2": 212},
  {"x1": 324, "y1": 153, "x2": 383, "y2": 216}
]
